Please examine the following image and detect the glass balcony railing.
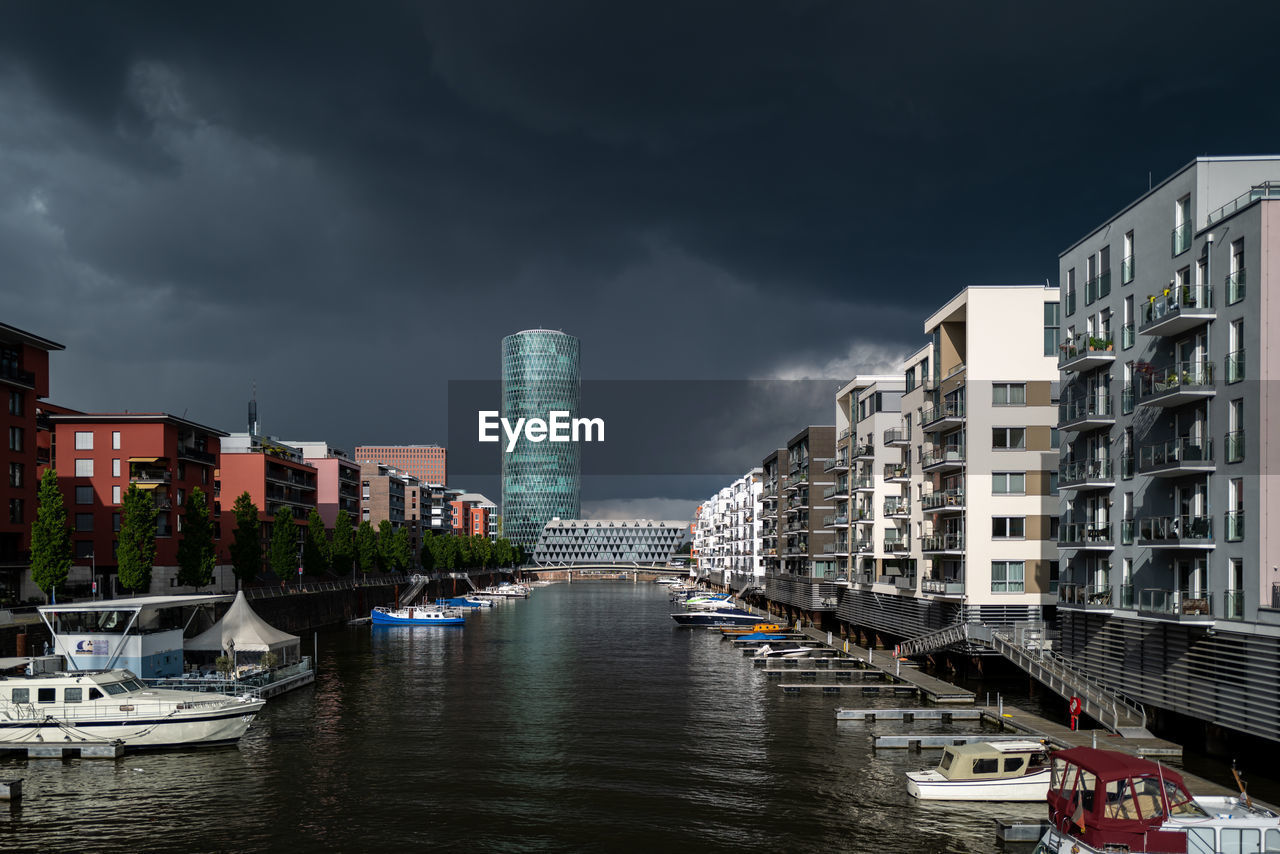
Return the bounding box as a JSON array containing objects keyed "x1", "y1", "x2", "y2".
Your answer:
[
  {"x1": 1137, "y1": 514, "x2": 1214, "y2": 545},
  {"x1": 1059, "y1": 522, "x2": 1112, "y2": 546},
  {"x1": 1226, "y1": 349, "x2": 1245, "y2": 384},
  {"x1": 1137, "y1": 437, "x2": 1213, "y2": 474},
  {"x1": 1139, "y1": 284, "x2": 1214, "y2": 332},
  {"x1": 1120, "y1": 453, "x2": 1134, "y2": 480},
  {"x1": 1059, "y1": 394, "x2": 1113, "y2": 425},
  {"x1": 1139, "y1": 588, "x2": 1212, "y2": 619},
  {"x1": 883, "y1": 462, "x2": 910, "y2": 480},
  {"x1": 882, "y1": 536, "x2": 909, "y2": 553},
  {"x1": 822, "y1": 455, "x2": 848, "y2": 472},
  {"x1": 883, "y1": 498, "x2": 911, "y2": 516},
  {"x1": 883, "y1": 427, "x2": 910, "y2": 445},
  {"x1": 921, "y1": 399, "x2": 965, "y2": 427},
  {"x1": 1121, "y1": 322, "x2": 1135, "y2": 350},
  {"x1": 1121, "y1": 383, "x2": 1134, "y2": 415},
  {"x1": 921, "y1": 489, "x2": 964, "y2": 511},
  {"x1": 1120, "y1": 519, "x2": 1135, "y2": 545},
  {"x1": 1085, "y1": 276, "x2": 1098, "y2": 306},
  {"x1": 1224, "y1": 590, "x2": 1245, "y2": 621},
  {"x1": 1226, "y1": 429, "x2": 1245, "y2": 464},
  {"x1": 920, "y1": 578, "x2": 964, "y2": 595},
  {"x1": 921, "y1": 533, "x2": 964, "y2": 552},
  {"x1": 1059, "y1": 583, "x2": 1113, "y2": 607},
  {"x1": 1171, "y1": 221, "x2": 1192, "y2": 255},
  {"x1": 1135, "y1": 360, "x2": 1215, "y2": 403},
  {"x1": 1226, "y1": 510, "x2": 1244, "y2": 542},
  {"x1": 921, "y1": 446, "x2": 965, "y2": 469},
  {"x1": 1098, "y1": 269, "x2": 1111, "y2": 299},
  {"x1": 1064, "y1": 290, "x2": 1076, "y2": 316},
  {"x1": 1121, "y1": 253, "x2": 1135, "y2": 284},
  {"x1": 853, "y1": 441, "x2": 875, "y2": 459},
  {"x1": 1058, "y1": 336, "x2": 1115, "y2": 368},
  {"x1": 1120, "y1": 584, "x2": 1134, "y2": 609},
  {"x1": 1058, "y1": 457, "x2": 1113, "y2": 486},
  {"x1": 1226, "y1": 268, "x2": 1246, "y2": 305}
]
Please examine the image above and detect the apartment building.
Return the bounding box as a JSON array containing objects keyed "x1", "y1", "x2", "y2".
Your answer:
[
  {"x1": 45, "y1": 412, "x2": 228, "y2": 597},
  {"x1": 758, "y1": 449, "x2": 785, "y2": 581},
  {"x1": 450, "y1": 492, "x2": 498, "y2": 540},
  {"x1": 766, "y1": 425, "x2": 839, "y2": 616},
  {"x1": 288, "y1": 441, "x2": 362, "y2": 528},
  {"x1": 359, "y1": 462, "x2": 409, "y2": 530},
  {"x1": 1054, "y1": 156, "x2": 1280, "y2": 742},
  {"x1": 0, "y1": 322, "x2": 64, "y2": 600},
  {"x1": 354, "y1": 444, "x2": 446, "y2": 485},
  {"x1": 692, "y1": 468, "x2": 762, "y2": 591}
]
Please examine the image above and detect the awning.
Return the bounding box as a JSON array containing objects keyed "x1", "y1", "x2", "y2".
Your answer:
[
  {"x1": 133, "y1": 482, "x2": 162, "y2": 490},
  {"x1": 128, "y1": 457, "x2": 161, "y2": 464}
]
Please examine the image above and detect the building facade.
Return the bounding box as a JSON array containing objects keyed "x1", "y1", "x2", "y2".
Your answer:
[
  {"x1": 353, "y1": 445, "x2": 446, "y2": 486},
  {"x1": 692, "y1": 468, "x2": 763, "y2": 591},
  {"x1": 533, "y1": 519, "x2": 686, "y2": 565},
  {"x1": 289, "y1": 441, "x2": 362, "y2": 528},
  {"x1": 500, "y1": 329, "x2": 582, "y2": 549},
  {"x1": 1054, "y1": 157, "x2": 1280, "y2": 742},
  {"x1": 766, "y1": 425, "x2": 840, "y2": 615},
  {"x1": 450, "y1": 492, "x2": 498, "y2": 540}
]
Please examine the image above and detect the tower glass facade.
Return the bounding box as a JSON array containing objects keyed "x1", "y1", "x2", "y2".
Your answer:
[{"x1": 501, "y1": 330, "x2": 582, "y2": 549}]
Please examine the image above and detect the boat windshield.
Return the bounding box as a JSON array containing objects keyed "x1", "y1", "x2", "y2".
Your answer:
[
  {"x1": 1163, "y1": 779, "x2": 1208, "y2": 817},
  {"x1": 101, "y1": 682, "x2": 128, "y2": 696},
  {"x1": 1102, "y1": 775, "x2": 1166, "y2": 820}
]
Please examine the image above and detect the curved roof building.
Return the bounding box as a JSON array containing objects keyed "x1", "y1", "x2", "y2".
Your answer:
[{"x1": 500, "y1": 330, "x2": 582, "y2": 549}]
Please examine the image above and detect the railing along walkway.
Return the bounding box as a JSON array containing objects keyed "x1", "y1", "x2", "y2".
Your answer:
[{"x1": 896, "y1": 622, "x2": 972, "y2": 657}]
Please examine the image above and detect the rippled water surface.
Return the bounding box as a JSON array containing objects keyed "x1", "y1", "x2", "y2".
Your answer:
[{"x1": 6, "y1": 584, "x2": 1052, "y2": 852}]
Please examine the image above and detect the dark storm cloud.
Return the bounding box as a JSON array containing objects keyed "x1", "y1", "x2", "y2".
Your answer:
[{"x1": 3, "y1": 0, "x2": 1280, "y2": 516}]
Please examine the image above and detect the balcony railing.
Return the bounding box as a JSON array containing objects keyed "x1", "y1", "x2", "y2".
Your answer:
[
  {"x1": 1226, "y1": 430, "x2": 1245, "y2": 464},
  {"x1": 1064, "y1": 290, "x2": 1076, "y2": 316},
  {"x1": 883, "y1": 498, "x2": 911, "y2": 517},
  {"x1": 1226, "y1": 268, "x2": 1246, "y2": 305},
  {"x1": 1139, "y1": 284, "x2": 1214, "y2": 334},
  {"x1": 1139, "y1": 588, "x2": 1213, "y2": 620},
  {"x1": 883, "y1": 462, "x2": 910, "y2": 481},
  {"x1": 921, "y1": 399, "x2": 965, "y2": 428},
  {"x1": 1120, "y1": 519, "x2": 1134, "y2": 546},
  {"x1": 1120, "y1": 584, "x2": 1134, "y2": 609},
  {"x1": 853, "y1": 539, "x2": 873, "y2": 554},
  {"x1": 852, "y1": 476, "x2": 874, "y2": 491},
  {"x1": 1206, "y1": 181, "x2": 1280, "y2": 226},
  {"x1": 1059, "y1": 583, "x2": 1113, "y2": 608},
  {"x1": 1137, "y1": 437, "x2": 1214, "y2": 476},
  {"x1": 921, "y1": 533, "x2": 963, "y2": 552},
  {"x1": 1171, "y1": 221, "x2": 1192, "y2": 255},
  {"x1": 1058, "y1": 336, "x2": 1115, "y2": 370},
  {"x1": 882, "y1": 536, "x2": 909, "y2": 553},
  {"x1": 1135, "y1": 360, "x2": 1215, "y2": 405},
  {"x1": 0, "y1": 364, "x2": 36, "y2": 387},
  {"x1": 1120, "y1": 453, "x2": 1134, "y2": 480},
  {"x1": 921, "y1": 489, "x2": 964, "y2": 512},
  {"x1": 823, "y1": 514, "x2": 849, "y2": 528},
  {"x1": 1058, "y1": 394, "x2": 1113, "y2": 428},
  {"x1": 883, "y1": 427, "x2": 910, "y2": 446},
  {"x1": 1058, "y1": 457, "x2": 1113, "y2": 488},
  {"x1": 1137, "y1": 514, "x2": 1214, "y2": 546},
  {"x1": 1121, "y1": 384, "x2": 1134, "y2": 415},
  {"x1": 921, "y1": 578, "x2": 964, "y2": 596},
  {"x1": 921, "y1": 446, "x2": 965, "y2": 469},
  {"x1": 822, "y1": 455, "x2": 848, "y2": 472},
  {"x1": 1224, "y1": 590, "x2": 1245, "y2": 621},
  {"x1": 1059, "y1": 522, "x2": 1113, "y2": 548},
  {"x1": 822, "y1": 484, "x2": 845, "y2": 499},
  {"x1": 1121, "y1": 254, "x2": 1135, "y2": 284},
  {"x1": 1226, "y1": 510, "x2": 1244, "y2": 542},
  {"x1": 852, "y1": 441, "x2": 875, "y2": 459},
  {"x1": 1121, "y1": 323, "x2": 1134, "y2": 350},
  {"x1": 1226, "y1": 348, "x2": 1245, "y2": 384}
]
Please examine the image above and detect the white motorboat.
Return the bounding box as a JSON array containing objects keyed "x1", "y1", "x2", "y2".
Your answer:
[
  {"x1": 0, "y1": 668, "x2": 265, "y2": 751},
  {"x1": 906, "y1": 740, "x2": 1052, "y2": 801},
  {"x1": 752, "y1": 645, "x2": 816, "y2": 659}
]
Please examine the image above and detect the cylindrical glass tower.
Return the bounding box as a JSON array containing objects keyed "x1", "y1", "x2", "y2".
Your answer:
[{"x1": 500, "y1": 330, "x2": 582, "y2": 550}]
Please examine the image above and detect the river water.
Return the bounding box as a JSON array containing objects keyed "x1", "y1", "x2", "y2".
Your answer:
[{"x1": 0, "y1": 582, "x2": 1236, "y2": 853}]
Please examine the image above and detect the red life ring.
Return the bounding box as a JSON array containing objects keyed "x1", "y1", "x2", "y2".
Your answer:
[{"x1": 1069, "y1": 696, "x2": 1083, "y2": 715}]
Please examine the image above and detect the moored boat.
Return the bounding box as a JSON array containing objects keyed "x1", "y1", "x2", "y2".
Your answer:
[
  {"x1": 670, "y1": 608, "x2": 763, "y2": 627},
  {"x1": 1033, "y1": 747, "x2": 1280, "y2": 853},
  {"x1": 437, "y1": 596, "x2": 493, "y2": 610},
  {"x1": 906, "y1": 740, "x2": 1051, "y2": 801},
  {"x1": 720, "y1": 623, "x2": 786, "y2": 637},
  {"x1": 0, "y1": 669, "x2": 264, "y2": 751},
  {"x1": 371, "y1": 605, "x2": 465, "y2": 626}
]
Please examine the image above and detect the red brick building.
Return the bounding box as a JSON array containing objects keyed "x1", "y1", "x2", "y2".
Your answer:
[
  {"x1": 1, "y1": 322, "x2": 65, "y2": 601},
  {"x1": 354, "y1": 445, "x2": 445, "y2": 485}
]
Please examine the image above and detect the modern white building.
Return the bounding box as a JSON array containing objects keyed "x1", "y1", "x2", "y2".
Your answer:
[
  {"x1": 532, "y1": 519, "x2": 687, "y2": 565},
  {"x1": 693, "y1": 469, "x2": 763, "y2": 591}
]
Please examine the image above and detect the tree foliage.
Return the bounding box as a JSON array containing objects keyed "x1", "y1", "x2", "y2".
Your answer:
[
  {"x1": 376, "y1": 519, "x2": 394, "y2": 571},
  {"x1": 176, "y1": 486, "x2": 216, "y2": 589},
  {"x1": 419, "y1": 531, "x2": 435, "y2": 571},
  {"x1": 391, "y1": 527, "x2": 412, "y2": 572},
  {"x1": 229, "y1": 492, "x2": 263, "y2": 587},
  {"x1": 331, "y1": 509, "x2": 355, "y2": 577},
  {"x1": 268, "y1": 506, "x2": 298, "y2": 582},
  {"x1": 304, "y1": 508, "x2": 330, "y2": 576},
  {"x1": 29, "y1": 468, "x2": 72, "y2": 600},
  {"x1": 355, "y1": 520, "x2": 378, "y2": 575},
  {"x1": 117, "y1": 484, "x2": 159, "y2": 592}
]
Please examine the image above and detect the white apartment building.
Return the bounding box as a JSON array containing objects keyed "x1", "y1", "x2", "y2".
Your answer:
[{"x1": 693, "y1": 468, "x2": 763, "y2": 591}]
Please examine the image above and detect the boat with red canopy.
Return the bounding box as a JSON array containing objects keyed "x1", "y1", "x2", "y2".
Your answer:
[{"x1": 1033, "y1": 747, "x2": 1280, "y2": 853}]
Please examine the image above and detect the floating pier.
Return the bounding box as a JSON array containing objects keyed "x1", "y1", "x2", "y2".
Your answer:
[
  {"x1": 24, "y1": 741, "x2": 124, "y2": 759},
  {"x1": 873, "y1": 734, "x2": 1041, "y2": 749},
  {"x1": 835, "y1": 708, "x2": 983, "y2": 722}
]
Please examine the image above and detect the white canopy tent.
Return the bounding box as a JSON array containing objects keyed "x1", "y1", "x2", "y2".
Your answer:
[{"x1": 186, "y1": 592, "x2": 300, "y2": 664}]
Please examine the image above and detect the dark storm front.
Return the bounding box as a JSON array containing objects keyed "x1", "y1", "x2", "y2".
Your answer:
[{"x1": 0, "y1": 585, "x2": 1030, "y2": 853}]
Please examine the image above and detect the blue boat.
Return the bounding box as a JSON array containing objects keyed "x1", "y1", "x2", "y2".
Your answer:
[
  {"x1": 371, "y1": 605, "x2": 465, "y2": 626},
  {"x1": 670, "y1": 608, "x2": 763, "y2": 627},
  {"x1": 735, "y1": 631, "x2": 788, "y2": 641},
  {"x1": 436, "y1": 596, "x2": 492, "y2": 610}
]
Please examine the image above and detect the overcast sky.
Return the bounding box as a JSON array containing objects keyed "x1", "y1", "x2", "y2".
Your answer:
[{"x1": 4, "y1": 2, "x2": 1280, "y2": 520}]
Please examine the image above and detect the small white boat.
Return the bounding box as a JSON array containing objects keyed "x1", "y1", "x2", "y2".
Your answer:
[
  {"x1": 906, "y1": 740, "x2": 1052, "y2": 801},
  {"x1": 752, "y1": 645, "x2": 816, "y2": 659},
  {"x1": 0, "y1": 669, "x2": 264, "y2": 751}
]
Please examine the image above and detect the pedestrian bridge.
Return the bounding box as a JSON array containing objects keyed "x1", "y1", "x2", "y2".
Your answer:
[{"x1": 528, "y1": 565, "x2": 689, "y2": 583}]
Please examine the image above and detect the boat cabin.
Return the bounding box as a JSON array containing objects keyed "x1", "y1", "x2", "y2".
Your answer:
[{"x1": 936, "y1": 741, "x2": 1050, "y2": 781}]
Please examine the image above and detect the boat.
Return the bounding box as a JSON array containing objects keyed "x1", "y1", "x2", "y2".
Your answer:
[
  {"x1": 654, "y1": 576, "x2": 683, "y2": 586},
  {"x1": 474, "y1": 583, "x2": 530, "y2": 599},
  {"x1": 0, "y1": 668, "x2": 265, "y2": 750},
  {"x1": 720, "y1": 623, "x2": 786, "y2": 637},
  {"x1": 670, "y1": 608, "x2": 764, "y2": 627},
  {"x1": 371, "y1": 605, "x2": 465, "y2": 626},
  {"x1": 1033, "y1": 747, "x2": 1280, "y2": 853},
  {"x1": 436, "y1": 596, "x2": 493, "y2": 610},
  {"x1": 752, "y1": 644, "x2": 817, "y2": 658},
  {"x1": 905, "y1": 740, "x2": 1052, "y2": 801},
  {"x1": 734, "y1": 631, "x2": 790, "y2": 641}
]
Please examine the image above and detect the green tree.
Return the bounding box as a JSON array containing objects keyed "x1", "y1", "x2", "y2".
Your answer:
[
  {"x1": 331, "y1": 509, "x2": 355, "y2": 577},
  {"x1": 355, "y1": 520, "x2": 378, "y2": 576},
  {"x1": 377, "y1": 519, "x2": 394, "y2": 571},
  {"x1": 492, "y1": 538, "x2": 511, "y2": 569},
  {"x1": 268, "y1": 507, "x2": 298, "y2": 583},
  {"x1": 29, "y1": 468, "x2": 72, "y2": 601},
  {"x1": 303, "y1": 508, "x2": 331, "y2": 576},
  {"x1": 391, "y1": 527, "x2": 412, "y2": 572},
  {"x1": 176, "y1": 486, "x2": 216, "y2": 589},
  {"x1": 229, "y1": 492, "x2": 264, "y2": 588},
  {"x1": 117, "y1": 484, "x2": 159, "y2": 592},
  {"x1": 471, "y1": 535, "x2": 492, "y2": 568},
  {"x1": 419, "y1": 531, "x2": 436, "y2": 571},
  {"x1": 513, "y1": 543, "x2": 526, "y2": 567}
]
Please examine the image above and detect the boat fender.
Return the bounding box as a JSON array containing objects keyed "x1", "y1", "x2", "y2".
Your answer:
[{"x1": 119, "y1": 705, "x2": 135, "y2": 712}]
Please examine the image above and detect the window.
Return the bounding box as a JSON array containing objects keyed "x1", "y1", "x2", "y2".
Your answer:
[
  {"x1": 992, "y1": 472, "x2": 1026, "y2": 495},
  {"x1": 75, "y1": 486, "x2": 93, "y2": 505},
  {"x1": 74, "y1": 431, "x2": 94, "y2": 450},
  {"x1": 112, "y1": 513, "x2": 121, "y2": 532},
  {"x1": 1228, "y1": 238, "x2": 1246, "y2": 304},
  {"x1": 992, "y1": 561, "x2": 1025, "y2": 593},
  {"x1": 972, "y1": 758, "x2": 1000, "y2": 775},
  {"x1": 1064, "y1": 268, "x2": 1076, "y2": 316},
  {"x1": 992, "y1": 517, "x2": 1026, "y2": 539},
  {"x1": 1044, "y1": 302, "x2": 1060, "y2": 356},
  {"x1": 1122, "y1": 230, "x2": 1134, "y2": 284},
  {"x1": 37, "y1": 688, "x2": 55, "y2": 704},
  {"x1": 11, "y1": 688, "x2": 29, "y2": 703},
  {"x1": 8, "y1": 426, "x2": 22, "y2": 452},
  {"x1": 1173, "y1": 195, "x2": 1191, "y2": 255},
  {"x1": 112, "y1": 431, "x2": 121, "y2": 450},
  {"x1": 993, "y1": 383, "x2": 1026, "y2": 406},
  {"x1": 111, "y1": 484, "x2": 121, "y2": 504},
  {"x1": 8, "y1": 462, "x2": 22, "y2": 488},
  {"x1": 75, "y1": 458, "x2": 93, "y2": 477},
  {"x1": 992, "y1": 427, "x2": 1025, "y2": 449},
  {"x1": 64, "y1": 687, "x2": 82, "y2": 704},
  {"x1": 7, "y1": 390, "x2": 22, "y2": 416},
  {"x1": 74, "y1": 540, "x2": 94, "y2": 558},
  {"x1": 1051, "y1": 428, "x2": 1060, "y2": 450},
  {"x1": 75, "y1": 513, "x2": 94, "y2": 532},
  {"x1": 112, "y1": 458, "x2": 121, "y2": 477},
  {"x1": 8, "y1": 498, "x2": 22, "y2": 524}
]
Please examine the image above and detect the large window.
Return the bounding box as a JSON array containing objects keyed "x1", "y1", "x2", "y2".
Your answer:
[
  {"x1": 1044, "y1": 302, "x2": 1060, "y2": 356},
  {"x1": 992, "y1": 561, "x2": 1026, "y2": 593},
  {"x1": 992, "y1": 427, "x2": 1026, "y2": 449},
  {"x1": 8, "y1": 462, "x2": 22, "y2": 488},
  {"x1": 8, "y1": 426, "x2": 22, "y2": 452},
  {"x1": 74, "y1": 431, "x2": 94, "y2": 450},
  {"x1": 992, "y1": 472, "x2": 1026, "y2": 495},
  {"x1": 75, "y1": 513, "x2": 94, "y2": 532},
  {"x1": 993, "y1": 383, "x2": 1026, "y2": 406},
  {"x1": 75, "y1": 486, "x2": 94, "y2": 504},
  {"x1": 112, "y1": 431, "x2": 121, "y2": 450},
  {"x1": 992, "y1": 517, "x2": 1026, "y2": 539},
  {"x1": 8, "y1": 390, "x2": 22, "y2": 416},
  {"x1": 75, "y1": 458, "x2": 94, "y2": 477}
]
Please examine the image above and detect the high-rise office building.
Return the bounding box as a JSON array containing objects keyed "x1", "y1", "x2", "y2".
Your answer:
[{"x1": 500, "y1": 329, "x2": 581, "y2": 550}]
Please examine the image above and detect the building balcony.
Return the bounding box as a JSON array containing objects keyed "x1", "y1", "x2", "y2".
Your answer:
[
  {"x1": 852, "y1": 476, "x2": 875, "y2": 493},
  {"x1": 921, "y1": 488, "x2": 964, "y2": 514},
  {"x1": 853, "y1": 539, "x2": 873, "y2": 554},
  {"x1": 1058, "y1": 394, "x2": 1114, "y2": 432},
  {"x1": 921, "y1": 578, "x2": 964, "y2": 597},
  {"x1": 852, "y1": 507, "x2": 875, "y2": 524},
  {"x1": 838, "y1": 427, "x2": 851, "y2": 442},
  {"x1": 1058, "y1": 582, "x2": 1114, "y2": 611},
  {"x1": 1226, "y1": 269, "x2": 1247, "y2": 305},
  {"x1": 1135, "y1": 360, "x2": 1215, "y2": 407},
  {"x1": 823, "y1": 455, "x2": 849, "y2": 473},
  {"x1": 1136, "y1": 515, "x2": 1214, "y2": 548},
  {"x1": 176, "y1": 446, "x2": 217, "y2": 465},
  {"x1": 921, "y1": 400, "x2": 965, "y2": 432},
  {"x1": 1058, "y1": 457, "x2": 1114, "y2": 491},
  {"x1": 822, "y1": 542, "x2": 850, "y2": 557},
  {"x1": 1137, "y1": 588, "x2": 1214, "y2": 623},
  {"x1": 882, "y1": 535, "x2": 910, "y2": 554},
  {"x1": 883, "y1": 462, "x2": 911, "y2": 482},
  {"x1": 130, "y1": 467, "x2": 172, "y2": 484},
  {"x1": 1137, "y1": 437, "x2": 1214, "y2": 477},
  {"x1": 1057, "y1": 522, "x2": 1113, "y2": 550},
  {"x1": 1139, "y1": 284, "x2": 1215, "y2": 336},
  {"x1": 921, "y1": 533, "x2": 963, "y2": 554},
  {"x1": 884, "y1": 427, "x2": 911, "y2": 447},
  {"x1": 921, "y1": 446, "x2": 965, "y2": 472},
  {"x1": 822, "y1": 483, "x2": 846, "y2": 499},
  {"x1": 0, "y1": 363, "x2": 37, "y2": 389},
  {"x1": 823, "y1": 514, "x2": 848, "y2": 529},
  {"x1": 883, "y1": 497, "x2": 911, "y2": 518},
  {"x1": 1058, "y1": 336, "x2": 1115, "y2": 372},
  {"x1": 852, "y1": 441, "x2": 875, "y2": 460}
]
